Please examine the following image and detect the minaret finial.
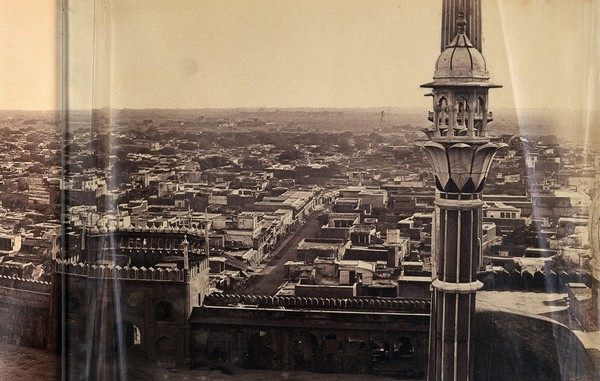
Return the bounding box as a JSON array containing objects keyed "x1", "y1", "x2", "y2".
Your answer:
[{"x1": 457, "y1": 11, "x2": 467, "y2": 34}]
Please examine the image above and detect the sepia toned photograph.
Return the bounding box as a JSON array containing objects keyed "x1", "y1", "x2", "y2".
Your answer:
[{"x1": 0, "y1": 0, "x2": 599, "y2": 379}]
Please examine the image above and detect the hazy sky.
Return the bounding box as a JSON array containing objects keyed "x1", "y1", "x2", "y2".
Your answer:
[
  {"x1": 0, "y1": 0, "x2": 60, "y2": 110},
  {"x1": 2, "y1": 0, "x2": 599, "y2": 119}
]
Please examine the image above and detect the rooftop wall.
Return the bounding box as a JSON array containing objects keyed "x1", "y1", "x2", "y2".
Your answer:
[
  {"x1": 0, "y1": 274, "x2": 51, "y2": 294},
  {"x1": 55, "y1": 259, "x2": 208, "y2": 282},
  {"x1": 204, "y1": 293, "x2": 430, "y2": 313}
]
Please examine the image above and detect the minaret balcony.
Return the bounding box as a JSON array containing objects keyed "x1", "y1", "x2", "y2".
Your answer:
[
  {"x1": 417, "y1": 140, "x2": 507, "y2": 193},
  {"x1": 427, "y1": 111, "x2": 493, "y2": 123}
]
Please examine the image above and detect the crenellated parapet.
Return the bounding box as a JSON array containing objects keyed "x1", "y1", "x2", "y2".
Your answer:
[
  {"x1": 88, "y1": 220, "x2": 209, "y2": 237},
  {"x1": 55, "y1": 258, "x2": 208, "y2": 282},
  {"x1": 204, "y1": 293, "x2": 430, "y2": 313},
  {"x1": 0, "y1": 274, "x2": 51, "y2": 293}
]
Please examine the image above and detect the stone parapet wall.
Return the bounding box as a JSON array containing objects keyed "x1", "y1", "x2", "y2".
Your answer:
[
  {"x1": 55, "y1": 259, "x2": 208, "y2": 282},
  {"x1": 0, "y1": 275, "x2": 51, "y2": 293},
  {"x1": 204, "y1": 293, "x2": 430, "y2": 313}
]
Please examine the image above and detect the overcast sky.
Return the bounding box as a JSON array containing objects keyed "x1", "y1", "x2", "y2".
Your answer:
[{"x1": 1, "y1": 0, "x2": 598, "y2": 120}]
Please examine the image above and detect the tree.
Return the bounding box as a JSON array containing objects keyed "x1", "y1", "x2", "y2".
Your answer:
[
  {"x1": 277, "y1": 148, "x2": 304, "y2": 163},
  {"x1": 393, "y1": 147, "x2": 413, "y2": 162},
  {"x1": 337, "y1": 132, "x2": 355, "y2": 152},
  {"x1": 13, "y1": 218, "x2": 35, "y2": 233},
  {"x1": 146, "y1": 126, "x2": 159, "y2": 136},
  {"x1": 17, "y1": 178, "x2": 28, "y2": 192},
  {"x1": 158, "y1": 146, "x2": 176, "y2": 155},
  {"x1": 241, "y1": 157, "x2": 263, "y2": 169},
  {"x1": 368, "y1": 132, "x2": 385, "y2": 143},
  {"x1": 178, "y1": 142, "x2": 197, "y2": 150},
  {"x1": 194, "y1": 155, "x2": 230, "y2": 170},
  {"x1": 0, "y1": 194, "x2": 29, "y2": 211},
  {"x1": 28, "y1": 164, "x2": 45, "y2": 174},
  {"x1": 81, "y1": 155, "x2": 98, "y2": 170},
  {"x1": 30, "y1": 202, "x2": 58, "y2": 219}
]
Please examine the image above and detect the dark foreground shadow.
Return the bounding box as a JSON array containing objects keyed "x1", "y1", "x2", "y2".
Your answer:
[{"x1": 474, "y1": 310, "x2": 600, "y2": 381}]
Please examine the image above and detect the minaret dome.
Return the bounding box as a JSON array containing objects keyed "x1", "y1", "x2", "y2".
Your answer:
[{"x1": 434, "y1": 20, "x2": 488, "y2": 81}]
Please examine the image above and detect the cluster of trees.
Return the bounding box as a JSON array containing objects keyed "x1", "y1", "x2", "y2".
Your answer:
[
  {"x1": 125, "y1": 128, "x2": 406, "y2": 153},
  {"x1": 0, "y1": 193, "x2": 29, "y2": 211},
  {"x1": 277, "y1": 148, "x2": 304, "y2": 163},
  {"x1": 193, "y1": 155, "x2": 231, "y2": 170},
  {"x1": 392, "y1": 145, "x2": 428, "y2": 164},
  {"x1": 63, "y1": 127, "x2": 424, "y2": 185},
  {"x1": 67, "y1": 125, "x2": 415, "y2": 160}
]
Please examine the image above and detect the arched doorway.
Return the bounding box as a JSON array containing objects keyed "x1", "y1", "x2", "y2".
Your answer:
[
  {"x1": 320, "y1": 333, "x2": 343, "y2": 373},
  {"x1": 291, "y1": 331, "x2": 317, "y2": 371},
  {"x1": 114, "y1": 320, "x2": 142, "y2": 363},
  {"x1": 247, "y1": 330, "x2": 274, "y2": 369},
  {"x1": 155, "y1": 301, "x2": 174, "y2": 321},
  {"x1": 156, "y1": 336, "x2": 176, "y2": 360},
  {"x1": 206, "y1": 331, "x2": 228, "y2": 363}
]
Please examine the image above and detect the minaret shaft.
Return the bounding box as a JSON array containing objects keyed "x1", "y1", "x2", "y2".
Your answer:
[
  {"x1": 441, "y1": 0, "x2": 482, "y2": 52},
  {"x1": 427, "y1": 194, "x2": 482, "y2": 381}
]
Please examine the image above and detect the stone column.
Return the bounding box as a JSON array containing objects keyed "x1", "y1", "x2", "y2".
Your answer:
[{"x1": 427, "y1": 193, "x2": 482, "y2": 381}]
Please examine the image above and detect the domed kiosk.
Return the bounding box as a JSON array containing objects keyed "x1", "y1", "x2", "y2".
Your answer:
[
  {"x1": 421, "y1": 13, "x2": 501, "y2": 141},
  {"x1": 434, "y1": 18, "x2": 488, "y2": 82}
]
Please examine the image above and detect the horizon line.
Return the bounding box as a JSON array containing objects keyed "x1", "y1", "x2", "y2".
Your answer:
[{"x1": 0, "y1": 106, "x2": 586, "y2": 113}]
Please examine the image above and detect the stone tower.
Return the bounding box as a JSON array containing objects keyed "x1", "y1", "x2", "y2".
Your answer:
[
  {"x1": 56, "y1": 223, "x2": 210, "y2": 378},
  {"x1": 420, "y1": 10, "x2": 505, "y2": 381}
]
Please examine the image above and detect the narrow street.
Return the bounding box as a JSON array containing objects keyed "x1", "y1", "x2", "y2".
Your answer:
[{"x1": 238, "y1": 206, "x2": 329, "y2": 295}]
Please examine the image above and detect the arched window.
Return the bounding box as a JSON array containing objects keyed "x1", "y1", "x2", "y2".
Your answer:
[
  {"x1": 155, "y1": 300, "x2": 174, "y2": 321},
  {"x1": 133, "y1": 325, "x2": 142, "y2": 345},
  {"x1": 465, "y1": 102, "x2": 470, "y2": 128},
  {"x1": 116, "y1": 320, "x2": 141, "y2": 350},
  {"x1": 438, "y1": 97, "x2": 448, "y2": 127},
  {"x1": 477, "y1": 97, "x2": 485, "y2": 114},
  {"x1": 324, "y1": 333, "x2": 341, "y2": 354},
  {"x1": 457, "y1": 97, "x2": 468, "y2": 126},
  {"x1": 392, "y1": 337, "x2": 414, "y2": 359}
]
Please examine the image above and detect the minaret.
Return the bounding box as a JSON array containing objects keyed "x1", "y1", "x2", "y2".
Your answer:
[
  {"x1": 420, "y1": 11, "x2": 505, "y2": 381},
  {"x1": 182, "y1": 234, "x2": 189, "y2": 270},
  {"x1": 204, "y1": 208, "x2": 210, "y2": 257},
  {"x1": 441, "y1": 0, "x2": 482, "y2": 52},
  {"x1": 589, "y1": 191, "x2": 600, "y2": 329}
]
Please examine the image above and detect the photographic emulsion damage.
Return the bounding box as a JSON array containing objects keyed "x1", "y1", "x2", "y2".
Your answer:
[{"x1": 0, "y1": 0, "x2": 599, "y2": 380}]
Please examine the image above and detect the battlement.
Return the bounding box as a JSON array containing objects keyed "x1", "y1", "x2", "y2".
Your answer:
[
  {"x1": 204, "y1": 293, "x2": 430, "y2": 313},
  {"x1": 55, "y1": 258, "x2": 208, "y2": 282},
  {"x1": 0, "y1": 274, "x2": 51, "y2": 294},
  {"x1": 88, "y1": 222, "x2": 208, "y2": 237}
]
